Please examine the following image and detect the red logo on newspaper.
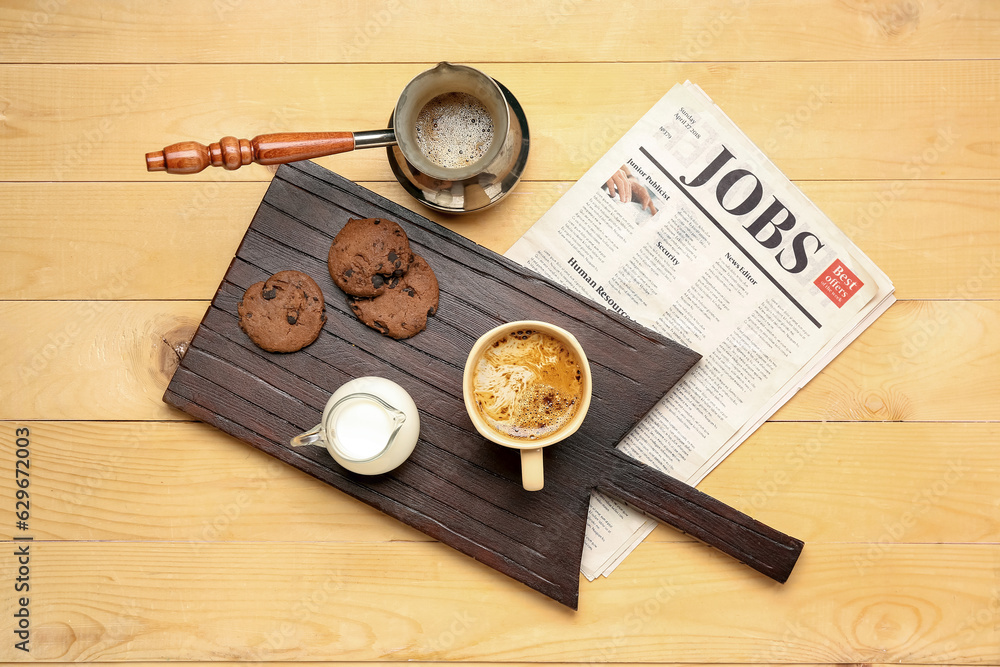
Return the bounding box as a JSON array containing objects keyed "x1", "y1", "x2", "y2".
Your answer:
[{"x1": 814, "y1": 259, "x2": 864, "y2": 308}]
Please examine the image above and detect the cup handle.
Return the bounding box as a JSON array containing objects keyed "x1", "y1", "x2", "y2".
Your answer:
[
  {"x1": 289, "y1": 424, "x2": 323, "y2": 448},
  {"x1": 520, "y1": 447, "x2": 544, "y2": 491}
]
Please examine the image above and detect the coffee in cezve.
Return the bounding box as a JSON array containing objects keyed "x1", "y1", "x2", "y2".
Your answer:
[{"x1": 414, "y1": 91, "x2": 496, "y2": 170}]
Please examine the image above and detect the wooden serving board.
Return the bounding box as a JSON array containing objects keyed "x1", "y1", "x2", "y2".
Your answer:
[{"x1": 164, "y1": 160, "x2": 802, "y2": 609}]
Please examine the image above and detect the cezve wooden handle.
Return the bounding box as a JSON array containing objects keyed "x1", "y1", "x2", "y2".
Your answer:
[{"x1": 145, "y1": 132, "x2": 356, "y2": 174}]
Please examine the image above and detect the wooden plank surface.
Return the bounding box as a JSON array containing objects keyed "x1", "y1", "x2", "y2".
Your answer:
[
  {"x1": 5, "y1": 299, "x2": 999, "y2": 422},
  {"x1": 4, "y1": 179, "x2": 998, "y2": 301},
  {"x1": 2, "y1": 421, "x2": 996, "y2": 544},
  {"x1": 0, "y1": 541, "x2": 997, "y2": 663},
  {"x1": 2, "y1": 0, "x2": 997, "y2": 63},
  {"x1": 2, "y1": 0, "x2": 998, "y2": 664},
  {"x1": 2, "y1": 62, "x2": 997, "y2": 182}
]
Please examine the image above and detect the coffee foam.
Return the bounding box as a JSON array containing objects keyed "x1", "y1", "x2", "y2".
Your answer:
[
  {"x1": 472, "y1": 330, "x2": 583, "y2": 440},
  {"x1": 414, "y1": 92, "x2": 495, "y2": 169}
]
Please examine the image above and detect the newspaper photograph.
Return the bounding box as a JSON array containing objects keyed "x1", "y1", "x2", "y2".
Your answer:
[{"x1": 506, "y1": 82, "x2": 895, "y2": 579}]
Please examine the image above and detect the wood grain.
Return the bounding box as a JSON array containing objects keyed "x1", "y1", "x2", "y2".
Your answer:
[
  {"x1": 3, "y1": 179, "x2": 997, "y2": 301},
  {"x1": 0, "y1": 664, "x2": 915, "y2": 667},
  {"x1": 778, "y1": 299, "x2": 1000, "y2": 422},
  {"x1": 0, "y1": 541, "x2": 996, "y2": 663},
  {"x1": 2, "y1": 421, "x2": 996, "y2": 545},
  {"x1": 1, "y1": 0, "x2": 996, "y2": 63},
  {"x1": 0, "y1": 300, "x2": 204, "y2": 421},
  {"x1": 0, "y1": 664, "x2": 933, "y2": 667},
  {"x1": 796, "y1": 179, "x2": 1000, "y2": 301},
  {"x1": 1, "y1": 1, "x2": 997, "y2": 663},
  {"x1": 2, "y1": 62, "x2": 997, "y2": 182},
  {"x1": 5, "y1": 300, "x2": 998, "y2": 423}
]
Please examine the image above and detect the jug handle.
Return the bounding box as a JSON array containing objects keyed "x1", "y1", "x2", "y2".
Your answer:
[
  {"x1": 289, "y1": 423, "x2": 323, "y2": 449},
  {"x1": 386, "y1": 405, "x2": 407, "y2": 447},
  {"x1": 145, "y1": 129, "x2": 396, "y2": 174}
]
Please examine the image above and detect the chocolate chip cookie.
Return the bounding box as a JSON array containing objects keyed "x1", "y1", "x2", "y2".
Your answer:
[
  {"x1": 349, "y1": 254, "x2": 439, "y2": 340},
  {"x1": 328, "y1": 217, "x2": 414, "y2": 298},
  {"x1": 238, "y1": 270, "x2": 326, "y2": 353}
]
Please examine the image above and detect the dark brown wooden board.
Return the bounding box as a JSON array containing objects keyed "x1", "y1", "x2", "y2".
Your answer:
[{"x1": 164, "y1": 160, "x2": 802, "y2": 609}]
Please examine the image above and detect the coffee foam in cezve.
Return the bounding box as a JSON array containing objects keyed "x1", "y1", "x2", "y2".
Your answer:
[{"x1": 414, "y1": 92, "x2": 495, "y2": 169}]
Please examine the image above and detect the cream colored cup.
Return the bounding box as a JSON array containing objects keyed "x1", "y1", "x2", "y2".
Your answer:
[{"x1": 462, "y1": 321, "x2": 592, "y2": 491}]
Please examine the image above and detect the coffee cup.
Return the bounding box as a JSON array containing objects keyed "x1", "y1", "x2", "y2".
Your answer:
[{"x1": 462, "y1": 321, "x2": 592, "y2": 491}]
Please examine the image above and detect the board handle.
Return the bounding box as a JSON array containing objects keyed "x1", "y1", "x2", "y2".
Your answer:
[
  {"x1": 145, "y1": 132, "x2": 357, "y2": 174},
  {"x1": 597, "y1": 449, "x2": 803, "y2": 583}
]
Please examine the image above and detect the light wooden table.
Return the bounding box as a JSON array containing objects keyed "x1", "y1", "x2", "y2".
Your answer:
[{"x1": 2, "y1": 1, "x2": 998, "y2": 664}]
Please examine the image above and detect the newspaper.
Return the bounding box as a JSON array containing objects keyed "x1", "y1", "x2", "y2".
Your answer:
[{"x1": 505, "y1": 81, "x2": 895, "y2": 579}]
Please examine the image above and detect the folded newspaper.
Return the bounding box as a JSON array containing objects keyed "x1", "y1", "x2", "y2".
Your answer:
[{"x1": 505, "y1": 81, "x2": 895, "y2": 579}]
